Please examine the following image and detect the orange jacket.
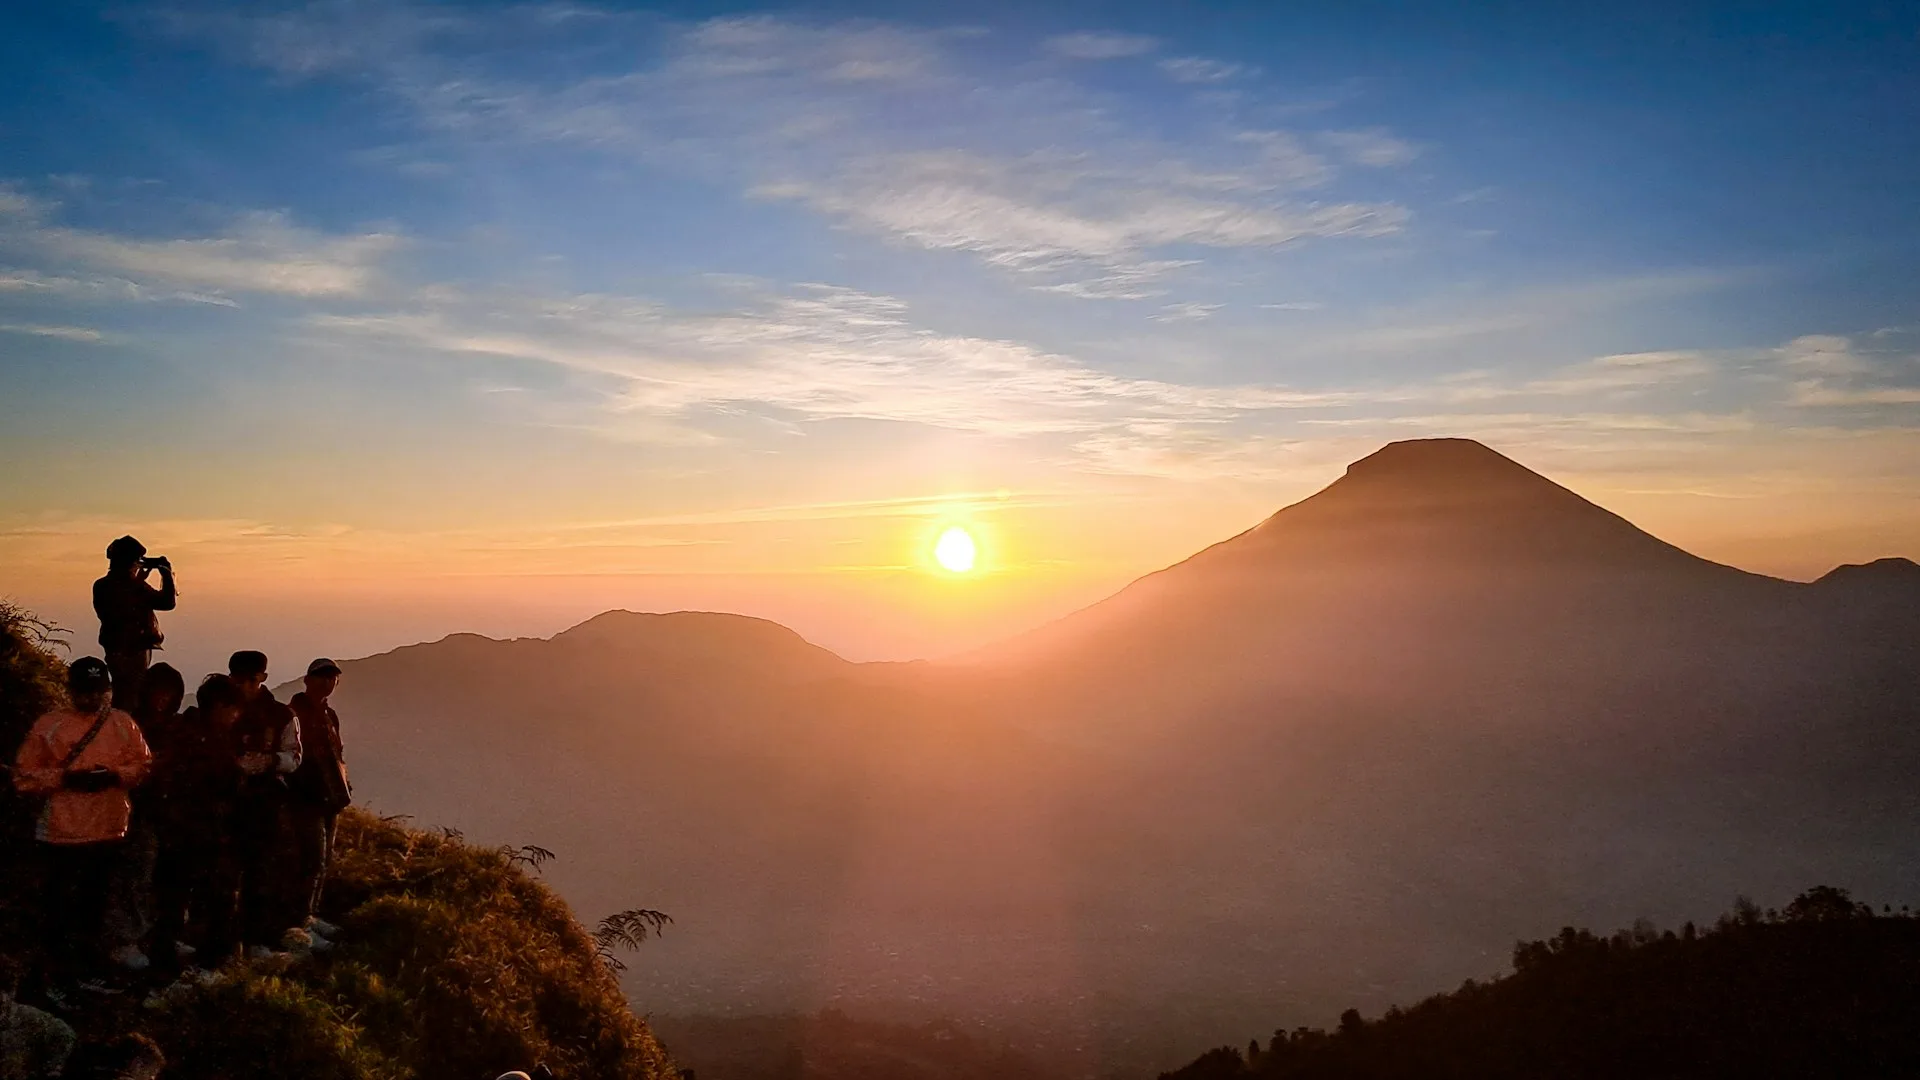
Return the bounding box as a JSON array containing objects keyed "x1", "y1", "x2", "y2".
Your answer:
[{"x1": 12, "y1": 707, "x2": 153, "y2": 844}]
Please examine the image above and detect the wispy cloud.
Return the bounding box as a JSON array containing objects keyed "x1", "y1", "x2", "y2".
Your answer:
[
  {"x1": 0, "y1": 322, "x2": 105, "y2": 342},
  {"x1": 1321, "y1": 129, "x2": 1420, "y2": 167},
  {"x1": 754, "y1": 149, "x2": 1404, "y2": 296},
  {"x1": 1044, "y1": 32, "x2": 1158, "y2": 60},
  {"x1": 1776, "y1": 332, "x2": 1920, "y2": 407},
  {"x1": 159, "y1": 8, "x2": 1413, "y2": 300},
  {"x1": 1159, "y1": 56, "x2": 1248, "y2": 84},
  {"x1": 307, "y1": 283, "x2": 1358, "y2": 448},
  {"x1": 0, "y1": 192, "x2": 403, "y2": 302},
  {"x1": 1152, "y1": 302, "x2": 1223, "y2": 322}
]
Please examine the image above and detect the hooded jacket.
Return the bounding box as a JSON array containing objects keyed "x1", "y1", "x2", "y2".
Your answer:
[{"x1": 12, "y1": 706, "x2": 153, "y2": 843}]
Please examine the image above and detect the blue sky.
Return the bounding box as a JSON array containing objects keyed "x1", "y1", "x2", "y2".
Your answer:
[{"x1": 2, "y1": 1, "x2": 1918, "y2": 667}]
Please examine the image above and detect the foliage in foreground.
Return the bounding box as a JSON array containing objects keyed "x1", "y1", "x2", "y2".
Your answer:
[
  {"x1": 1163, "y1": 887, "x2": 1920, "y2": 1080},
  {"x1": 128, "y1": 809, "x2": 683, "y2": 1080}
]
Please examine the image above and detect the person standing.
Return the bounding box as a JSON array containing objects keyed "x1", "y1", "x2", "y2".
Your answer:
[
  {"x1": 103, "y1": 663, "x2": 185, "y2": 973},
  {"x1": 154, "y1": 675, "x2": 246, "y2": 972},
  {"x1": 145, "y1": 672, "x2": 243, "y2": 974},
  {"x1": 226, "y1": 651, "x2": 302, "y2": 959},
  {"x1": 9, "y1": 658, "x2": 152, "y2": 1000},
  {"x1": 92, "y1": 537, "x2": 175, "y2": 711},
  {"x1": 286, "y1": 659, "x2": 350, "y2": 941}
]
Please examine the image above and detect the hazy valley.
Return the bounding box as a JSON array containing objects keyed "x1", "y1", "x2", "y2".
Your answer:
[{"x1": 313, "y1": 439, "x2": 1920, "y2": 1074}]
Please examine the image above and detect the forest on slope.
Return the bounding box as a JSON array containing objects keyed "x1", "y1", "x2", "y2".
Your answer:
[{"x1": 1160, "y1": 887, "x2": 1920, "y2": 1080}]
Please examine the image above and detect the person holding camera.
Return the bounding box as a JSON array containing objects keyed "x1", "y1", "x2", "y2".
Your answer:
[
  {"x1": 93, "y1": 537, "x2": 176, "y2": 711},
  {"x1": 9, "y1": 657, "x2": 153, "y2": 1001}
]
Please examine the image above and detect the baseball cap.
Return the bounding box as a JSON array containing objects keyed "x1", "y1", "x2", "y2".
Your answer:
[
  {"x1": 68, "y1": 656, "x2": 112, "y2": 694},
  {"x1": 307, "y1": 658, "x2": 342, "y2": 677}
]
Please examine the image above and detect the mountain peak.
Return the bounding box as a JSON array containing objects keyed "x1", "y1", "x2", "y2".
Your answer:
[
  {"x1": 1320, "y1": 434, "x2": 1574, "y2": 507},
  {"x1": 1193, "y1": 437, "x2": 1764, "y2": 580},
  {"x1": 1342, "y1": 438, "x2": 1547, "y2": 490},
  {"x1": 554, "y1": 609, "x2": 850, "y2": 673},
  {"x1": 1814, "y1": 557, "x2": 1920, "y2": 589}
]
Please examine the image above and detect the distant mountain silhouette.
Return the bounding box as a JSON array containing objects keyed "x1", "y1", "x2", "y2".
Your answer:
[
  {"x1": 322, "y1": 438, "x2": 1920, "y2": 1077},
  {"x1": 1815, "y1": 556, "x2": 1920, "y2": 596}
]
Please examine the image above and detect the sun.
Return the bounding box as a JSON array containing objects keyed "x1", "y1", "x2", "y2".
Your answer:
[{"x1": 933, "y1": 526, "x2": 977, "y2": 573}]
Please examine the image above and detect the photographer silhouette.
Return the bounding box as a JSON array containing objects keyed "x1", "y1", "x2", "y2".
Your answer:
[{"x1": 93, "y1": 536, "x2": 176, "y2": 709}]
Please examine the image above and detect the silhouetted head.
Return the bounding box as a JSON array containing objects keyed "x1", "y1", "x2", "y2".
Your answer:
[
  {"x1": 195, "y1": 674, "x2": 245, "y2": 727},
  {"x1": 67, "y1": 656, "x2": 112, "y2": 713},
  {"x1": 106, "y1": 535, "x2": 146, "y2": 571},
  {"x1": 228, "y1": 650, "x2": 269, "y2": 698},
  {"x1": 304, "y1": 657, "x2": 341, "y2": 701},
  {"x1": 141, "y1": 662, "x2": 186, "y2": 718}
]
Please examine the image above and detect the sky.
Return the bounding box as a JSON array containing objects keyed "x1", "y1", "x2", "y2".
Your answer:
[{"x1": 2, "y1": 0, "x2": 1919, "y2": 674}]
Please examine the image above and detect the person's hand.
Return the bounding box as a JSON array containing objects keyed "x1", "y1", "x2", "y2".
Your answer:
[
  {"x1": 239, "y1": 751, "x2": 272, "y2": 775},
  {"x1": 63, "y1": 765, "x2": 119, "y2": 793}
]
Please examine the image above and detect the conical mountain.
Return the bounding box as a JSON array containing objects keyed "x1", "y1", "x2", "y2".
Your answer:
[
  {"x1": 988, "y1": 439, "x2": 1792, "y2": 726},
  {"x1": 1157, "y1": 437, "x2": 1772, "y2": 582}
]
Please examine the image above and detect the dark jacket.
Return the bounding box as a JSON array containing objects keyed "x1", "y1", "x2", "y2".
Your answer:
[
  {"x1": 92, "y1": 571, "x2": 176, "y2": 651},
  {"x1": 288, "y1": 692, "x2": 350, "y2": 812},
  {"x1": 148, "y1": 706, "x2": 241, "y2": 837},
  {"x1": 233, "y1": 692, "x2": 300, "y2": 798}
]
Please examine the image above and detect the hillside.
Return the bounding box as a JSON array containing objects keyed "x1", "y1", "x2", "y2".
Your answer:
[
  {"x1": 260, "y1": 439, "x2": 1920, "y2": 1074},
  {"x1": 0, "y1": 605, "x2": 681, "y2": 1080},
  {"x1": 1160, "y1": 888, "x2": 1920, "y2": 1080}
]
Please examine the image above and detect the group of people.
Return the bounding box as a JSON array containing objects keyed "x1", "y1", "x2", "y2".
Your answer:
[{"x1": 9, "y1": 536, "x2": 353, "y2": 1005}]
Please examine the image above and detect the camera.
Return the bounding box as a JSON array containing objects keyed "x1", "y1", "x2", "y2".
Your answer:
[{"x1": 140, "y1": 555, "x2": 171, "y2": 571}]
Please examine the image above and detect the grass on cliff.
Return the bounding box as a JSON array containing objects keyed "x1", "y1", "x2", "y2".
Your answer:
[
  {"x1": 1, "y1": 602, "x2": 682, "y2": 1080},
  {"x1": 137, "y1": 808, "x2": 682, "y2": 1080}
]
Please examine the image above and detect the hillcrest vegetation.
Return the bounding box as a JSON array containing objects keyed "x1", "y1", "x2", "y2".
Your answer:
[
  {"x1": 0, "y1": 602, "x2": 682, "y2": 1080},
  {"x1": 1161, "y1": 887, "x2": 1920, "y2": 1080}
]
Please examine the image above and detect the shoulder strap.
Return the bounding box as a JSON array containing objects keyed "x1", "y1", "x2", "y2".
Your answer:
[{"x1": 60, "y1": 706, "x2": 113, "y2": 770}]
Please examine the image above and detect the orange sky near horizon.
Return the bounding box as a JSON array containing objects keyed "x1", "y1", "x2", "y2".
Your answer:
[{"x1": 6, "y1": 430, "x2": 1918, "y2": 684}]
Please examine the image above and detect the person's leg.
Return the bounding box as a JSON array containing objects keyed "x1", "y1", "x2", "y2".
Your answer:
[
  {"x1": 71, "y1": 842, "x2": 122, "y2": 982},
  {"x1": 315, "y1": 810, "x2": 336, "y2": 917},
  {"x1": 38, "y1": 843, "x2": 83, "y2": 989},
  {"x1": 42, "y1": 842, "x2": 120, "y2": 986},
  {"x1": 148, "y1": 828, "x2": 195, "y2": 973},
  {"x1": 104, "y1": 648, "x2": 149, "y2": 711},
  {"x1": 239, "y1": 802, "x2": 288, "y2": 950},
  {"x1": 285, "y1": 803, "x2": 326, "y2": 930},
  {"x1": 103, "y1": 817, "x2": 158, "y2": 962},
  {"x1": 201, "y1": 824, "x2": 245, "y2": 967}
]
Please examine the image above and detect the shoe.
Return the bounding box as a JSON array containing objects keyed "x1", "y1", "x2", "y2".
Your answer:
[
  {"x1": 282, "y1": 926, "x2": 332, "y2": 957},
  {"x1": 41, "y1": 985, "x2": 71, "y2": 1012},
  {"x1": 77, "y1": 978, "x2": 123, "y2": 996},
  {"x1": 110, "y1": 945, "x2": 151, "y2": 971},
  {"x1": 174, "y1": 940, "x2": 198, "y2": 960},
  {"x1": 245, "y1": 945, "x2": 285, "y2": 963},
  {"x1": 187, "y1": 967, "x2": 224, "y2": 988},
  {"x1": 307, "y1": 916, "x2": 342, "y2": 937}
]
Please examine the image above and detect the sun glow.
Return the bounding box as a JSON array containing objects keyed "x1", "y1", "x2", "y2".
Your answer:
[{"x1": 934, "y1": 526, "x2": 978, "y2": 573}]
